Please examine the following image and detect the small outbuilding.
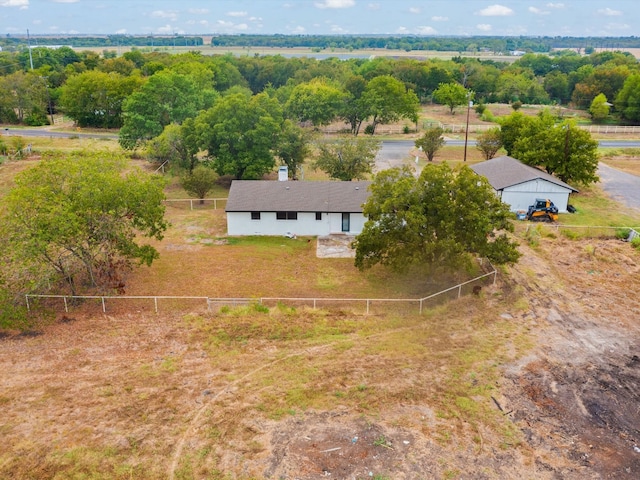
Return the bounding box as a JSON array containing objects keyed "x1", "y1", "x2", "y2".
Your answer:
[
  {"x1": 470, "y1": 155, "x2": 578, "y2": 213},
  {"x1": 225, "y1": 180, "x2": 371, "y2": 236}
]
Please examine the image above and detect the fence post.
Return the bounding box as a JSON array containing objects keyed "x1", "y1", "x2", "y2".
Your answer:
[
  {"x1": 25, "y1": 295, "x2": 30, "y2": 312},
  {"x1": 493, "y1": 270, "x2": 497, "y2": 285},
  {"x1": 101, "y1": 297, "x2": 106, "y2": 313},
  {"x1": 190, "y1": 199, "x2": 194, "y2": 211},
  {"x1": 458, "y1": 285, "x2": 462, "y2": 299},
  {"x1": 366, "y1": 299, "x2": 370, "y2": 315},
  {"x1": 419, "y1": 298, "x2": 423, "y2": 314},
  {"x1": 214, "y1": 199, "x2": 217, "y2": 210},
  {"x1": 154, "y1": 297, "x2": 158, "y2": 314},
  {"x1": 64, "y1": 296, "x2": 68, "y2": 313}
]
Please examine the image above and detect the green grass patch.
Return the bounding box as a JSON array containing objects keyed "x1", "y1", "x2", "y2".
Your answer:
[{"x1": 559, "y1": 185, "x2": 640, "y2": 231}]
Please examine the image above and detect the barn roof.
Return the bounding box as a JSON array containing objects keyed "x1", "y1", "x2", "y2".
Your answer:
[
  {"x1": 470, "y1": 156, "x2": 578, "y2": 192},
  {"x1": 225, "y1": 180, "x2": 372, "y2": 213}
]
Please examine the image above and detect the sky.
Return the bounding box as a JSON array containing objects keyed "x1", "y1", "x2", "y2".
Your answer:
[{"x1": 0, "y1": 0, "x2": 639, "y2": 37}]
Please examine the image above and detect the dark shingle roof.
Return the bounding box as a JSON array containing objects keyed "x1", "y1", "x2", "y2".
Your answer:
[
  {"x1": 470, "y1": 156, "x2": 578, "y2": 192},
  {"x1": 225, "y1": 180, "x2": 371, "y2": 213}
]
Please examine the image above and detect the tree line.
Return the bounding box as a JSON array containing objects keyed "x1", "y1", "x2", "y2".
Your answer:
[{"x1": 4, "y1": 34, "x2": 640, "y2": 53}]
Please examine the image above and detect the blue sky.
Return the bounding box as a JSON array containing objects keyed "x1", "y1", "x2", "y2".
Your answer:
[{"x1": 1, "y1": 0, "x2": 638, "y2": 37}]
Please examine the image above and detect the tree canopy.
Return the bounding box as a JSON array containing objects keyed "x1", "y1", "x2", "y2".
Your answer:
[
  {"x1": 194, "y1": 91, "x2": 284, "y2": 179},
  {"x1": 506, "y1": 111, "x2": 599, "y2": 185},
  {"x1": 313, "y1": 135, "x2": 380, "y2": 181},
  {"x1": 1, "y1": 153, "x2": 168, "y2": 296},
  {"x1": 415, "y1": 126, "x2": 445, "y2": 162},
  {"x1": 433, "y1": 82, "x2": 469, "y2": 114},
  {"x1": 353, "y1": 164, "x2": 520, "y2": 273}
]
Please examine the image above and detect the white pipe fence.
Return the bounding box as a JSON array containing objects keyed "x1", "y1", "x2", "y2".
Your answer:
[
  {"x1": 25, "y1": 266, "x2": 497, "y2": 316},
  {"x1": 163, "y1": 198, "x2": 227, "y2": 210}
]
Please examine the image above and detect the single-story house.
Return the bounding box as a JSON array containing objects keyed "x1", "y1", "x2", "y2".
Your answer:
[
  {"x1": 470, "y1": 155, "x2": 578, "y2": 213},
  {"x1": 225, "y1": 180, "x2": 371, "y2": 236}
]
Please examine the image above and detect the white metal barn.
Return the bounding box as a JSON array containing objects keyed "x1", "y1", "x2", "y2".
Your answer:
[
  {"x1": 225, "y1": 180, "x2": 371, "y2": 236},
  {"x1": 470, "y1": 156, "x2": 578, "y2": 213}
]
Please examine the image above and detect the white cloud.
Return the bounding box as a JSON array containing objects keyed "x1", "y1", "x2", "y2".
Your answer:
[
  {"x1": 603, "y1": 22, "x2": 629, "y2": 31},
  {"x1": 188, "y1": 8, "x2": 209, "y2": 15},
  {"x1": 290, "y1": 25, "x2": 306, "y2": 33},
  {"x1": 151, "y1": 10, "x2": 178, "y2": 21},
  {"x1": 476, "y1": 24, "x2": 493, "y2": 31},
  {"x1": 227, "y1": 11, "x2": 248, "y2": 17},
  {"x1": 477, "y1": 5, "x2": 514, "y2": 16},
  {"x1": 529, "y1": 7, "x2": 549, "y2": 15},
  {"x1": 409, "y1": 7, "x2": 421, "y2": 14},
  {"x1": 432, "y1": 16, "x2": 448, "y2": 22},
  {"x1": 0, "y1": 0, "x2": 29, "y2": 7},
  {"x1": 156, "y1": 24, "x2": 176, "y2": 34},
  {"x1": 51, "y1": 0, "x2": 78, "y2": 3},
  {"x1": 598, "y1": 8, "x2": 622, "y2": 16},
  {"x1": 315, "y1": 0, "x2": 355, "y2": 9},
  {"x1": 416, "y1": 26, "x2": 437, "y2": 34},
  {"x1": 367, "y1": 3, "x2": 380, "y2": 10},
  {"x1": 216, "y1": 20, "x2": 249, "y2": 32},
  {"x1": 396, "y1": 26, "x2": 409, "y2": 34},
  {"x1": 546, "y1": 3, "x2": 564, "y2": 8},
  {"x1": 115, "y1": 28, "x2": 127, "y2": 34},
  {"x1": 330, "y1": 24, "x2": 348, "y2": 33}
]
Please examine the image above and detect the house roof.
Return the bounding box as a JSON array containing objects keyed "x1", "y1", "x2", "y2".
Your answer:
[
  {"x1": 469, "y1": 156, "x2": 578, "y2": 192},
  {"x1": 225, "y1": 180, "x2": 372, "y2": 213}
]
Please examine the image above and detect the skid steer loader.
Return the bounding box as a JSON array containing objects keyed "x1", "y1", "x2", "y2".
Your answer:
[{"x1": 526, "y1": 198, "x2": 559, "y2": 222}]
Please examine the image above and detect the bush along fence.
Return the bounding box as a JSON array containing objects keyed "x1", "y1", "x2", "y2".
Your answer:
[{"x1": 25, "y1": 264, "x2": 497, "y2": 317}]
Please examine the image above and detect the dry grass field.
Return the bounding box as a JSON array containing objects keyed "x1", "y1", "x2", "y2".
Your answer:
[{"x1": 1, "y1": 115, "x2": 640, "y2": 479}]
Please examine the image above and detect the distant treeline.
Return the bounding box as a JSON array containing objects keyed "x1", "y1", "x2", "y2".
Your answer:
[
  {"x1": 209, "y1": 34, "x2": 640, "y2": 53},
  {"x1": 0, "y1": 35, "x2": 204, "y2": 50},
  {"x1": 1, "y1": 34, "x2": 640, "y2": 53}
]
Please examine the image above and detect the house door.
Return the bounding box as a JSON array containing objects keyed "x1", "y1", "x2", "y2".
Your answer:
[{"x1": 341, "y1": 213, "x2": 350, "y2": 232}]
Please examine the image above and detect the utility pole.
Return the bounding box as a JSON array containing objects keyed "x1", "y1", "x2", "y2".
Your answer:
[
  {"x1": 463, "y1": 92, "x2": 473, "y2": 162},
  {"x1": 27, "y1": 29, "x2": 34, "y2": 70}
]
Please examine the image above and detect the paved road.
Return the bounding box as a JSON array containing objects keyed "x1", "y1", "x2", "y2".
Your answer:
[
  {"x1": 4, "y1": 128, "x2": 640, "y2": 211},
  {"x1": 597, "y1": 163, "x2": 640, "y2": 211}
]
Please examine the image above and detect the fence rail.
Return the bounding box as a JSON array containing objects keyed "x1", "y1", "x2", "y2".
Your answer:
[
  {"x1": 163, "y1": 198, "x2": 227, "y2": 210},
  {"x1": 26, "y1": 266, "x2": 497, "y2": 316}
]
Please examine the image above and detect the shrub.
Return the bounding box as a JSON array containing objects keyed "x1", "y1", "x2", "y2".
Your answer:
[
  {"x1": 631, "y1": 237, "x2": 640, "y2": 250},
  {"x1": 615, "y1": 228, "x2": 631, "y2": 240},
  {"x1": 474, "y1": 103, "x2": 487, "y2": 115}
]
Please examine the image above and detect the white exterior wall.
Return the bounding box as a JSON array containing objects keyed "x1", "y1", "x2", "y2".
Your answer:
[
  {"x1": 227, "y1": 212, "x2": 366, "y2": 236},
  {"x1": 499, "y1": 179, "x2": 572, "y2": 212}
]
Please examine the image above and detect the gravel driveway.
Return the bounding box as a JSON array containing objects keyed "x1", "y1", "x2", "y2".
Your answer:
[{"x1": 598, "y1": 163, "x2": 640, "y2": 212}]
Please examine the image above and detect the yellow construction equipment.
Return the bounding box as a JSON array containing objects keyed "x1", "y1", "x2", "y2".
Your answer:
[{"x1": 526, "y1": 198, "x2": 559, "y2": 222}]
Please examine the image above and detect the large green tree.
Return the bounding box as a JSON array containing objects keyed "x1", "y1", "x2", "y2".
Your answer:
[
  {"x1": 194, "y1": 91, "x2": 283, "y2": 179},
  {"x1": 313, "y1": 135, "x2": 381, "y2": 181},
  {"x1": 360, "y1": 75, "x2": 419, "y2": 134},
  {"x1": 432, "y1": 82, "x2": 469, "y2": 114},
  {"x1": 119, "y1": 70, "x2": 217, "y2": 150},
  {"x1": 615, "y1": 74, "x2": 640, "y2": 123},
  {"x1": 353, "y1": 164, "x2": 520, "y2": 272},
  {"x1": 1, "y1": 154, "x2": 168, "y2": 296},
  {"x1": 59, "y1": 70, "x2": 143, "y2": 128},
  {"x1": 512, "y1": 114, "x2": 599, "y2": 185},
  {"x1": 285, "y1": 77, "x2": 346, "y2": 126}
]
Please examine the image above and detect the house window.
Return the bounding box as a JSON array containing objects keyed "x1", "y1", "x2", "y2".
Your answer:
[
  {"x1": 315, "y1": 212, "x2": 322, "y2": 221},
  {"x1": 342, "y1": 213, "x2": 350, "y2": 232},
  {"x1": 276, "y1": 211, "x2": 297, "y2": 220},
  {"x1": 251, "y1": 212, "x2": 261, "y2": 220}
]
